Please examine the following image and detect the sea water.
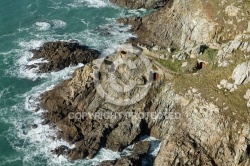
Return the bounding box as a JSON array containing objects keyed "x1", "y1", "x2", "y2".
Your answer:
[{"x1": 0, "y1": 0, "x2": 157, "y2": 165}]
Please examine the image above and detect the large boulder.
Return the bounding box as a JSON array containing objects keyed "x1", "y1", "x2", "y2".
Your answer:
[{"x1": 232, "y1": 61, "x2": 250, "y2": 85}]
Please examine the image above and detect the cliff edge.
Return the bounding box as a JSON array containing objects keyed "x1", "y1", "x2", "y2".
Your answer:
[{"x1": 31, "y1": 0, "x2": 250, "y2": 165}]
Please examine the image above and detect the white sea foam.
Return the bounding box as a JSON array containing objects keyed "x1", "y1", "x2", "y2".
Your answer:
[
  {"x1": 51, "y1": 19, "x2": 67, "y2": 29},
  {"x1": 16, "y1": 39, "x2": 46, "y2": 80},
  {"x1": 35, "y1": 20, "x2": 67, "y2": 30},
  {"x1": 122, "y1": 136, "x2": 161, "y2": 166},
  {"x1": 128, "y1": 8, "x2": 147, "y2": 16},
  {"x1": 80, "y1": 19, "x2": 90, "y2": 27},
  {"x1": 35, "y1": 22, "x2": 51, "y2": 31},
  {"x1": 14, "y1": 38, "x2": 78, "y2": 80},
  {"x1": 0, "y1": 50, "x2": 14, "y2": 56},
  {"x1": 5, "y1": 113, "x2": 76, "y2": 166},
  {"x1": 68, "y1": 0, "x2": 111, "y2": 8},
  {"x1": 0, "y1": 87, "x2": 10, "y2": 100},
  {"x1": 18, "y1": 39, "x2": 45, "y2": 50},
  {"x1": 0, "y1": 91, "x2": 3, "y2": 99},
  {"x1": 77, "y1": 20, "x2": 135, "y2": 56},
  {"x1": 121, "y1": 136, "x2": 161, "y2": 157},
  {"x1": 0, "y1": 156, "x2": 22, "y2": 165},
  {"x1": 10, "y1": 63, "x2": 122, "y2": 166},
  {"x1": 3, "y1": 64, "x2": 84, "y2": 166},
  {"x1": 118, "y1": 8, "x2": 151, "y2": 18},
  {"x1": 9, "y1": 54, "x2": 160, "y2": 166},
  {"x1": 21, "y1": 119, "x2": 75, "y2": 165},
  {"x1": 17, "y1": 27, "x2": 31, "y2": 33},
  {"x1": 140, "y1": 136, "x2": 161, "y2": 157}
]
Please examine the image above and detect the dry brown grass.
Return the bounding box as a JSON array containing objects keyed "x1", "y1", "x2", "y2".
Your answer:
[{"x1": 172, "y1": 54, "x2": 250, "y2": 125}]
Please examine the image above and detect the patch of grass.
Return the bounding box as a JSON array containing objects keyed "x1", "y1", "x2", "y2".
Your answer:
[
  {"x1": 200, "y1": 48, "x2": 218, "y2": 63},
  {"x1": 154, "y1": 47, "x2": 179, "y2": 56},
  {"x1": 158, "y1": 59, "x2": 182, "y2": 73}
]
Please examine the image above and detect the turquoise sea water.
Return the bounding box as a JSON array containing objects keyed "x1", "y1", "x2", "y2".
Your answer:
[{"x1": 0, "y1": 0, "x2": 152, "y2": 165}]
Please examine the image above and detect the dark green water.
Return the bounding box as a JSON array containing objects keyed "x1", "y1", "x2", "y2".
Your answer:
[{"x1": 0, "y1": 0, "x2": 150, "y2": 165}]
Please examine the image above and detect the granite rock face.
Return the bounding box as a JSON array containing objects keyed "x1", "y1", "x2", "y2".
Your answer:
[{"x1": 29, "y1": 41, "x2": 100, "y2": 72}]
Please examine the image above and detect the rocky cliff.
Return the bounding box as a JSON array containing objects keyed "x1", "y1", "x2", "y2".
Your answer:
[
  {"x1": 119, "y1": 0, "x2": 250, "y2": 50},
  {"x1": 39, "y1": 46, "x2": 176, "y2": 162},
  {"x1": 32, "y1": 0, "x2": 250, "y2": 165}
]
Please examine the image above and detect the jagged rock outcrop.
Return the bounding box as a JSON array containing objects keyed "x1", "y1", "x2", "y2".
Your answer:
[
  {"x1": 39, "y1": 46, "x2": 176, "y2": 161},
  {"x1": 109, "y1": 0, "x2": 169, "y2": 9},
  {"x1": 218, "y1": 34, "x2": 250, "y2": 59},
  {"x1": 37, "y1": 43, "x2": 250, "y2": 165},
  {"x1": 29, "y1": 41, "x2": 100, "y2": 72},
  {"x1": 152, "y1": 89, "x2": 250, "y2": 166},
  {"x1": 218, "y1": 61, "x2": 250, "y2": 92},
  {"x1": 118, "y1": 0, "x2": 216, "y2": 48},
  {"x1": 119, "y1": 0, "x2": 250, "y2": 50}
]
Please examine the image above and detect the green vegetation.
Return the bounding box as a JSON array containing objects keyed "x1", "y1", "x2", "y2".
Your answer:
[
  {"x1": 200, "y1": 48, "x2": 218, "y2": 64},
  {"x1": 158, "y1": 59, "x2": 182, "y2": 73}
]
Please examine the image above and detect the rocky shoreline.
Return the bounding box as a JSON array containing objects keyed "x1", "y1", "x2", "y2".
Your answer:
[
  {"x1": 31, "y1": 0, "x2": 250, "y2": 165},
  {"x1": 28, "y1": 41, "x2": 100, "y2": 72},
  {"x1": 37, "y1": 42, "x2": 172, "y2": 163}
]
